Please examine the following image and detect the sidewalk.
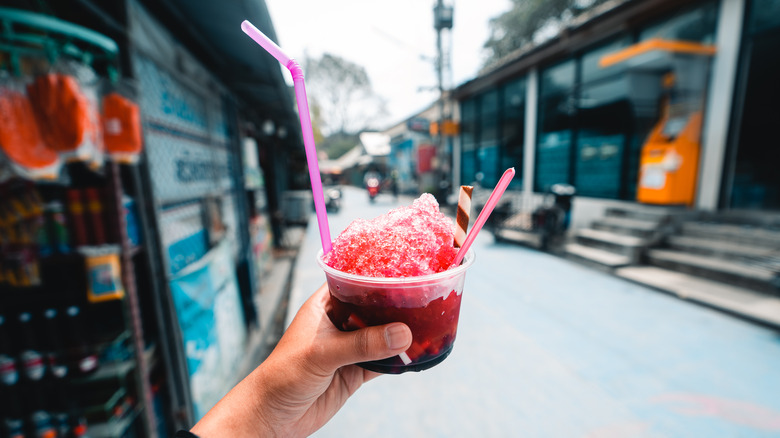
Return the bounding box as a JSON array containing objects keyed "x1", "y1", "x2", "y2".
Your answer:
[
  {"x1": 281, "y1": 198, "x2": 780, "y2": 437},
  {"x1": 239, "y1": 225, "x2": 308, "y2": 374}
]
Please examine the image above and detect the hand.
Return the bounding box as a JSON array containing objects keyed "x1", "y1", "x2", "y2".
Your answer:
[{"x1": 191, "y1": 284, "x2": 413, "y2": 438}]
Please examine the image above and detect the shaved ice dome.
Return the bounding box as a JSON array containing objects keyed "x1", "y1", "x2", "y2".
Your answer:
[{"x1": 324, "y1": 194, "x2": 458, "y2": 277}]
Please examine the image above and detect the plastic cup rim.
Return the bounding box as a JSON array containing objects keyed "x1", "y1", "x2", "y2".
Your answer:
[{"x1": 316, "y1": 248, "x2": 475, "y2": 285}]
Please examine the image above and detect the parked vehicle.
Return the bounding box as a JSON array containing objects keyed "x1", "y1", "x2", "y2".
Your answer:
[
  {"x1": 366, "y1": 177, "x2": 380, "y2": 203},
  {"x1": 324, "y1": 186, "x2": 342, "y2": 213},
  {"x1": 490, "y1": 184, "x2": 576, "y2": 251}
]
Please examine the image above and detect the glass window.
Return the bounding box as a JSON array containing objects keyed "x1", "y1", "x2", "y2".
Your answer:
[
  {"x1": 579, "y1": 77, "x2": 630, "y2": 109},
  {"x1": 479, "y1": 89, "x2": 500, "y2": 185},
  {"x1": 729, "y1": 29, "x2": 780, "y2": 209},
  {"x1": 536, "y1": 60, "x2": 576, "y2": 191},
  {"x1": 581, "y1": 38, "x2": 631, "y2": 84},
  {"x1": 460, "y1": 97, "x2": 478, "y2": 184},
  {"x1": 501, "y1": 78, "x2": 526, "y2": 188},
  {"x1": 749, "y1": 0, "x2": 780, "y2": 34},
  {"x1": 640, "y1": 1, "x2": 719, "y2": 44},
  {"x1": 541, "y1": 61, "x2": 576, "y2": 98},
  {"x1": 460, "y1": 98, "x2": 477, "y2": 152},
  {"x1": 480, "y1": 89, "x2": 499, "y2": 144},
  {"x1": 462, "y1": 150, "x2": 477, "y2": 186},
  {"x1": 575, "y1": 77, "x2": 631, "y2": 199},
  {"x1": 477, "y1": 146, "x2": 500, "y2": 187}
]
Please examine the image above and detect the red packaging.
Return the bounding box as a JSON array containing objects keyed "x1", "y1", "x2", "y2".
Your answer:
[
  {"x1": 85, "y1": 188, "x2": 106, "y2": 245},
  {"x1": 66, "y1": 190, "x2": 88, "y2": 247}
]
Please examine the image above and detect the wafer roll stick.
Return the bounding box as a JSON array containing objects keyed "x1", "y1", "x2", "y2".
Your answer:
[{"x1": 454, "y1": 185, "x2": 473, "y2": 248}]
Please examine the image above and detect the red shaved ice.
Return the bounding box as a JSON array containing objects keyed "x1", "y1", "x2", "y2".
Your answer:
[{"x1": 324, "y1": 194, "x2": 457, "y2": 277}]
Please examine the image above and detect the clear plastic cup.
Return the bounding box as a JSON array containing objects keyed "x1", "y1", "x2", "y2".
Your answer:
[{"x1": 317, "y1": 249, "x2": 475, "y2": 374}]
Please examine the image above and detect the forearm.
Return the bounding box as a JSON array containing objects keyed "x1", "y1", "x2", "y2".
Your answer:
[{"x1": 191, "y1": 368, "x2": 275, "y2": 437}]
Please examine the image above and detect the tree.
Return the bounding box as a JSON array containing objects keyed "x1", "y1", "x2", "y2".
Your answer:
[
  {"x1": 303, "y1": 53, "x2": 388, "y2": 137},
  {"x1": 483, "y1": 0, "x2": 613, "y2": 67}
]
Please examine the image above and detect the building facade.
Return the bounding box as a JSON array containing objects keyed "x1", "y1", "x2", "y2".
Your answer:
[{"x1": 452, "y1": 0, "x2": 779, "y2": 213}]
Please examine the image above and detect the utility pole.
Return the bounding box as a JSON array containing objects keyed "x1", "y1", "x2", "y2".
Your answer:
[{"x1": 433, "y1": 0, "x2": 453, "y2": 203}]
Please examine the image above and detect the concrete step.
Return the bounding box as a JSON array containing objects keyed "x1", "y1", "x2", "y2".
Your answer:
[
  {"x1": 667, "y1": 235, "x2": 779, "y2": 260},
  {"x1": 591, "y1": 216, "x2": 660, "y2": 238},
  {"x1": 604, "y1": 205, "x2": 685, "y2": 222},
  {"x1": 697, "y1": 209, "x2": 780, "y2": 229},
  {"x1": 575, "y1": 228, "x2": 648, "y2": 261},
  {"x1": 493, "y1": 227, "x2": 544, "y2": 249},
  {"x1": 564, "y1": 243, "x2": 631, "y2": 269},
  {"x1": 646, "y1": 248, "x2": 779, "y2": 294},
  {"x1": 616, "y1": 265, "x2": 780, "y2": 329},
  {"x1": 681, "y1": 222, "x2": 780, "y2": 248}
]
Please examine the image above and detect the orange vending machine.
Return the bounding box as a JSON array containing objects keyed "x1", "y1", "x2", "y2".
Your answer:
[
  {"x1": 600, "y1": 39, "x2": 716, "y2": 206},
  {"x1": 636, "y1": 95, "x2": 702, "y2": 205}
]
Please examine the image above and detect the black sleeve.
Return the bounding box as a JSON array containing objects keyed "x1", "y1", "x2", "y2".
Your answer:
[{"x1": 174, "y1": 430, "x2": 199, "y2": 438}]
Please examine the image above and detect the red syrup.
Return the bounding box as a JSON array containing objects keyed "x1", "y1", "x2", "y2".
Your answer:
[{"x1": 326, "y1": 289, "x2": 463, "y2": 373}]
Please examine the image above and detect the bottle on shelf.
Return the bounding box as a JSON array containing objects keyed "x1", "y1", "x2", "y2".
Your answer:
[
  {"x1": 17, "y1": 312, "x2": 45, "y2": 383},
  {"x1": 65, "y1": 191, "x2": 88, "y2": 248},
  {"x1": 84, "y1": 189, "x2": 106, "y2": 246},
  {"x1": 0, "y1": 313, "x2": 20, "y2": 388},
  {"x1": 28, "y1": 410, "x2": 56, "y2": 438},
  {"x1": 44, "y1": 202, "x2": 71, "y2": 255},
  {"x1": 18, "y1": 312, "x2": 56, "y2": 438},
  {"x1": 41, "y1": 309, "x2": 67, "y2": 379},
  {"x1": 63, "y1": 307, "x2": 98, "y2": 376},
  {"x1": 0, "y1": 314, "x2": 26, "y2": 438},
  {"x1": 34, "y1": 211, "x2": 53, "y2": 258}
]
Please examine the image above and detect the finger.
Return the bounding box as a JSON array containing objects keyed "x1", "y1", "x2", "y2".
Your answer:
[{"x1": 316, "y1": 323, "x2": 412, "y2": 372}]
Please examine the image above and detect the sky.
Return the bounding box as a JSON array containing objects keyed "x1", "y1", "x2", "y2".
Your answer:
[{"x1": 265, "y1": 0, "x2": 511, "y2": 129}]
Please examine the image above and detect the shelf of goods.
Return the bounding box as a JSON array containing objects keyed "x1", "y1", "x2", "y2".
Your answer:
[{"x1": 0, "y1": 7, "x2": 165, "y2": 437}]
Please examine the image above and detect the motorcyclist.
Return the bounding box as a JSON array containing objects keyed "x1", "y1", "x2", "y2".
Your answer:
[{"x1": 363, "y1": 170, "x2": 381, "y2": 187}]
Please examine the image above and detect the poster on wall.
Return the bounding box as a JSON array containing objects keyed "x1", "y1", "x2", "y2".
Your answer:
[
  {"x1": 169, "y1": 240, "x2": 247, "y2": 419},
  {"x1": 250, "y1": 215, "x2": 272, "y2": 280},
  {"x1": 160, "y1": 202, "x2": 208, "y2": 276}
]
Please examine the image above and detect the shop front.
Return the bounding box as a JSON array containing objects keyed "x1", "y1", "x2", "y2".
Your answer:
[
  {"x1": 0, "y1": 0, "x2": 298, "y2": 435},
  {"x1": 453, "y1": 0, "x2": 774, "y2": 214},
  {"x1": 725, "y1": 0, "x2": 780, "y2": 210}
]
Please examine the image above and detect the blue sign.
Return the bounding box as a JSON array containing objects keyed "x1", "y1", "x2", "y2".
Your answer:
[{"x1": 169, "y1": 241, "x2": 246, "y2": 419}]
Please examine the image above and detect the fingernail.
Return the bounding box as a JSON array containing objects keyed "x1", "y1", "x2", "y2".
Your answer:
[{"x1": 385, "y1": 324, "x2": 411, "y2": 350}]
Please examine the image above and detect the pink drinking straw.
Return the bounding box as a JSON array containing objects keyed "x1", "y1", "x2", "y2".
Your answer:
[
  {"x1": 453, "y1": 167, "x2": 515, "y2": 265},
  {"x1": 241, "y1": 20, "x2": 333, "y2": 254}
]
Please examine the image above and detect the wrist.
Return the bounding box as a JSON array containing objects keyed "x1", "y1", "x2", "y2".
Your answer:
[{"x1": 190, "y1": 366, "x2": 275, "y2": 437}]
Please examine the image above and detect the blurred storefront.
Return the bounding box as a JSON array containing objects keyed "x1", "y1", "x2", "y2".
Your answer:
[
  {"x1": 452, "y1": 0, "x2": 780, "y2": 213},
  {"x1": 383, "y1": 98, "x2": 460, "y2": 200},
  {"x1": 0, "y1": 0, "x2": 301, "y2": 436}
]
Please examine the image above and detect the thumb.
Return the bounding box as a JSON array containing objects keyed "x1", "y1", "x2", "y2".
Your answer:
[{"x1": 321, "y1": 323, "x2": 412, "y2": 371}]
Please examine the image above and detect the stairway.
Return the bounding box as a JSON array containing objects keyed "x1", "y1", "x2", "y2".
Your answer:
[
  {"x1": 616, "y1": 212, "x2": 780, "y2": 327},
  {"x1": 564, "y1": 204, "x2": 682, "y2": 270},
  {"x1": 631, "y1": 216, "x2": 780, "y2": 294}
]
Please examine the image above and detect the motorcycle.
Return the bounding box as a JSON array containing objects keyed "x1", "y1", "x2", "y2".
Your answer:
[
  {"x1": 490, "y1": 183, "x2": 576, "y2": 251},
  {"x1": 366, "y1": 177, "x2": 380, "y2": 203},
  {"x1": 324, "y1": 186, "x2": 342, "y2": 212}
]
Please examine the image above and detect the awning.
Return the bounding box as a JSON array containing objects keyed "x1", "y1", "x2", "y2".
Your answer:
[
  {"x1": 599, "y1": 38, "x2": 716, "y2": 69},
  {"x1": 139, "y1": 0, "x2": 299, "y2": 131}
]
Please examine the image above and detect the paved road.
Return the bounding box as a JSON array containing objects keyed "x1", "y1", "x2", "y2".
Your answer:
[{"x1": 287, "y1": 186, "x2": 780, "y2": 438}]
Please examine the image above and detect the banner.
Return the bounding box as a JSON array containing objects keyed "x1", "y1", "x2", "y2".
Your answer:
[{"x1": 169, "y1": 241, "x2": 247, "y2": 419}]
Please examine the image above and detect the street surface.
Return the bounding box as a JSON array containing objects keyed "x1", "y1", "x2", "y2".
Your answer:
[{"x1": 286, "y1": 186, "x2": 780, "y2": 438}]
